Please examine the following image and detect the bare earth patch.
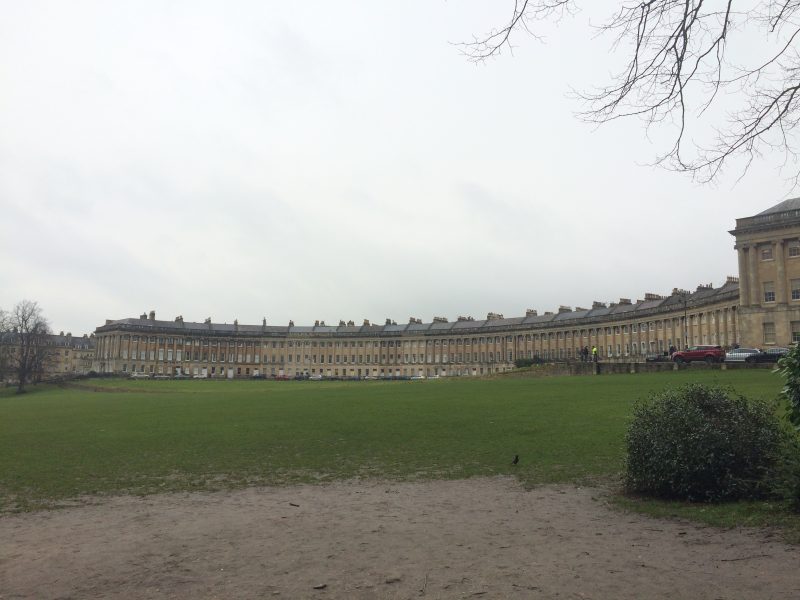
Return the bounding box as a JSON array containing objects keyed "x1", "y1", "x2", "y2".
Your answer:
[{"x1": 1, "y1": 477, "x2": 797, "y2": 599}]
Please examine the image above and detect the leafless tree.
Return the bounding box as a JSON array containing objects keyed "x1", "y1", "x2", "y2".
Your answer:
[
  {"x1": 460, "y1": 1, "x2": 800, "y2": 183},
  {"x1": 6, "y1": 300, "x2": 52, "y2": 394},
  {"x1": 0, "y1": 309, "x2": 10, "y2": 384}
]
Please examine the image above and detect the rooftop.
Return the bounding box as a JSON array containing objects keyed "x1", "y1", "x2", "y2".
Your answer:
[{"x1": 96, "y1": 280, "x2": 739, "y2": 338}]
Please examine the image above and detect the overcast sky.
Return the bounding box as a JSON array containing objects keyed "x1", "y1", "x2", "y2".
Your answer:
[{"x1": 0, "y1": 1, "x2": 793, "y2": 335}]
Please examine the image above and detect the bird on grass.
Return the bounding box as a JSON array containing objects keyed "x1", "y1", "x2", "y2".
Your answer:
[{"x1": 511, "y1": 454, "x2": 519, "y2": 466}]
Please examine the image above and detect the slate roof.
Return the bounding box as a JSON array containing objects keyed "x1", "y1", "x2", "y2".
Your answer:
[
  {"x1": 757, "y1": 197, "x2": 800, "y2": 215},
  {"x1": 98, "y1": 280, "x2": 739, "y2": 338}
]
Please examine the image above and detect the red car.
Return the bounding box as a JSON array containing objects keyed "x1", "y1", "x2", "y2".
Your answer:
[{"x1": 672, "y1": 345, "x2": 725, "y2": 364}]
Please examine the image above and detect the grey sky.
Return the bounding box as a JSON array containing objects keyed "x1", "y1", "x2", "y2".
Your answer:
[{"x1": 0, "y1": 1, "x2": 791, "y2": 335}]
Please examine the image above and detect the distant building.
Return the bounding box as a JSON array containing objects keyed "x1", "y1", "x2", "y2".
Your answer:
[
  {"x1": 90, "y1": 201, "x2": 800, "y2": 378},
  {"x1": 730, "y1": 198, "x2": 800, "y2": 350},
  {"x1": 2, "y1": 331, "x2": 95, "y2": 383},
  {"x1": 47, "y1": 332, "x2": 96, "y2": 377}
]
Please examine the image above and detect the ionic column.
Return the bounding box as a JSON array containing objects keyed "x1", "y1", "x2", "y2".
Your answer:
[
  {"x1": 737, "y1": 246, "x2": 749, "y2": 307},
  {"x1": 749, "y1": 246, "x2": 760, "y2": 306},
  {"x1": 776, "y1": 240, "x2": 787, "y2": 303}
]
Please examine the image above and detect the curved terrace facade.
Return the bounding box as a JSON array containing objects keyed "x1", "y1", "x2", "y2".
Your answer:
[
  {"x1": 92, "y1": 200, "x2": 800, "y2": 378},
  {"x1": 93, "y1": 283, "x2": 739, "y2": 378}
]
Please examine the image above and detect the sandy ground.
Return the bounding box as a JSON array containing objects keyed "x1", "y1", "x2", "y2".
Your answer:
[{"x1": 1, "y1": 477, "x2": 798, "y2": 600}]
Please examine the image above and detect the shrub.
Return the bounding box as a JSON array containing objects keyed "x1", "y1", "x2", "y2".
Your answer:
[
  {"x1": 624, "y1": 383, "x2": 787, "y2": 502},
  {"x1": 776, "y1": 343, "x2": 800, "y2": 428},
  {"x1": 772, "y1": 436, "x2": 800, "y2": 512}
]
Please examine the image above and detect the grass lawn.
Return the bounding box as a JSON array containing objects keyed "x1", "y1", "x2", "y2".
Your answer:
[{"x1": 1, "y1": 369, "x2": 798, "y2": 536}]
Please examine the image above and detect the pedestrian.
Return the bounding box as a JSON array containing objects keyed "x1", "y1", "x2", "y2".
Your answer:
[{"x1": 592, "y1": 345, "x2": 598, "y2": 363}]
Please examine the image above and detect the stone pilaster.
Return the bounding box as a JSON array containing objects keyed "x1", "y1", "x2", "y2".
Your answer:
[
  {"x1": 737, "y1": 246, "x2": 749, "y2": 306},
  {"x1": 776, "y1": 239, "x2": 787, "y2": 303},
  {"x1": 748, "y1": 246, "x2": 760, "y2": 306}
]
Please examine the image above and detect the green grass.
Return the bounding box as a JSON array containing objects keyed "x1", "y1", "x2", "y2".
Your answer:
[{"x1": 1, "y1": 369, "x2": 798, "y2": 537}]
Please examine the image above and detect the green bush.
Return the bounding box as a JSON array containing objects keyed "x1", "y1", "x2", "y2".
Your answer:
[
  {"x1": 776, "y1": 343, "x2": 800, "y2": 428},
  {"x1": 772, "y1": 436, "x2": 800, "y2": 512},
  {"x1": 625, "y1": 384, "x2": 787, "y2": 502}
]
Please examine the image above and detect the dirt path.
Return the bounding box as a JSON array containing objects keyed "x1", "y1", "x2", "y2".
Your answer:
[{"x1": 1, "y1": 477, "x2": 797, "y2": 599}]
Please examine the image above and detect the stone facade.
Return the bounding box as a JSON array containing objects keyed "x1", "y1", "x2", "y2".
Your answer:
[
  {"x1": 90, "y1": 201, "x2": 800, "y2": 378},
  {"x1": 730, "y1": 198, "x2": 800, "y2": 348},
  {"x1": 92, "y1": 289, "x2": 740, "y2": 378},
  {"x1": 1, "y1": 332, "x2": 95, "y2": 383},
  {"x1": 47, "y1": 332, "x2": 96, "y2": 377}
]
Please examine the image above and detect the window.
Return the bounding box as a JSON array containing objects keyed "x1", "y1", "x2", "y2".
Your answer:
[
  {"x1": 763, "y1": 322, "x2": 776, "y2": 345},
  {"x1": 792, "y1": 321, "x2": 800, "y2": 344},
  {"x1": 792, "y1": 279, "x2": 800, "y2": 300},
  {"x1": 790, "y1": 242, "x2": 800, "y2": 257},
  {"x1": 761, "y1": 246, "x2": 774, "y2": 260},
  {"x1": 764, "y1": 282, "x2": 776, "y2": 303}
]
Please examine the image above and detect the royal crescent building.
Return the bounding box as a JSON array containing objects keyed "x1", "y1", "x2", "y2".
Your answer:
[{"x1": 92, "y1": 199, "x2": 800, "y2": 378}]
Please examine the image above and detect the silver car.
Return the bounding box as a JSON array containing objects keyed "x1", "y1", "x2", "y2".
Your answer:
[{"x1": 724, "y1": 347, "x2": 760, "y2": 362}]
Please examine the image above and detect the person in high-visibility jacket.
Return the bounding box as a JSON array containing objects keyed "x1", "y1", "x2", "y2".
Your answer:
[{"x1": 592, "y1": 346, "x2": 598, "y2": 362}]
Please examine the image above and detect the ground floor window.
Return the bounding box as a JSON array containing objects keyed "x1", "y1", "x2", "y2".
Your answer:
[{"x1": 763, "y1": 322, "x2": 776, "y2": 345}]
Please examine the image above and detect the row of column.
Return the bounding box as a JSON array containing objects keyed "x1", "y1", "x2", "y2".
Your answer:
[{"x1": 739, "y1": 240, "x2": 787, "y2": 306}]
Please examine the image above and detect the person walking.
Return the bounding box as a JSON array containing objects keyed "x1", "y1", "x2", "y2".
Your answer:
[{"x1": 592, "y1": 346, "x2": 598, "y2": 363}]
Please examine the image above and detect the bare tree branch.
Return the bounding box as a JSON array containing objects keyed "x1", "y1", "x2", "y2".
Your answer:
[
  {"x1": 455, "y1": 1, "x2": 573, "y2": 62},
  {"x1": 461, "y1": 1, "x2": 800, "y2": 183}
]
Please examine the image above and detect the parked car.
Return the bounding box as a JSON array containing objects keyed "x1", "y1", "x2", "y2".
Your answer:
[
  {"x1": 671, "y1": 345, "x2": 725, "y2": 364},
  {"x1": 129, "y1": 372, "x2": 151, "y2": 379},
  {"x1": 745, "y1": 348, "x2": 790, "y2": 363},
  {"x1": 724, "y1": 347, "x2": 760, "y2": 362}
]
